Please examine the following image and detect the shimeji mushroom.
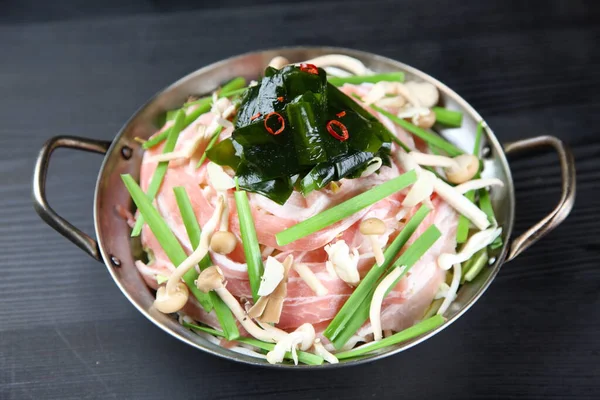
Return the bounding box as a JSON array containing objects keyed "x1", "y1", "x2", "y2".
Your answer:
[
  {"x1": 396, "y1": 151, "x2": 490, "y2": 230},
  {"x1": 293, "y1": 262, "x2": 328, "y2": 297},
  {"x1": 268, "y1": 56, "x2": 290, "y2": 69},
  {"x1": 370, "y1": 266, "x2": 407, "y2": 341},
  {"x1": 302, "y1": 54, "x2": 372, "y2": 76},
  {"x1": 207, "y1": 162, "x2": 237, "y2": 255},
  {"x1": 154, "y1": 282, "x2": 189, "y2": 314},
  {"x1": 266, "y1": 323, "x2": 316, "y2": 365},
  {"x1": 313, "y1": 338, "x2": 339, "y2": 364},
  {"x1": 153, "y1": 197, "x2": 224, "y2": 314},
  {"x1": 248, "y1": 255, "x2": 293, "y2": 324},
  {"x1": 359, "y1": 218, "x2": 387, "y2": 266},
  {"x1": 324, "y1": 240, "x2": 360, "y2": 285},
  {"x1": 454, "y1": 178, "x2": 505, "y2": 195},
  {"x1": 195, "y1": 266, "x2": 287, "y2": 343},
  {"x1": 436, "y1": 263, "x2": 461, "y2": 316},
  {"x1": 409, "y1": 151, "x2": 480, "y2": 185},
  {"x1": 437, "y1": 227, "x2": 502, "y2": 270}
]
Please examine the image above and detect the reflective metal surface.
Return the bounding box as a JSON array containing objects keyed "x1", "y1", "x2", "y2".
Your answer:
[{"x1": 32, "y1": 47, "x2": 576, "y2": 368}]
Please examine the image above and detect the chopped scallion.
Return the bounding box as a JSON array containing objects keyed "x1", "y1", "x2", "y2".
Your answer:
[
  {"x1": 234, "y1": 190, "x2": 264, "y2": 301},
  {"x1": 121, "y1": 174, "x2": 213, "y2": 312},
  {"x1": 372, "y1": 105, "x2": 463, "y2": 156},
  {"x1": 276, "y1": 170, "x2": 417, "y2": 246},
  {"x1": 432, "y1": 107, "x2": 463, "y2": 128},
  {"x1": 173, "y1": 187, "x2": 239, "y2": 339},
  {"x1": 463, "y1": 248, "x2": 489, "y2": 282},
  {"x1": 220, "y1": 76, "x2": 247, "y2": 94},
  {"x1": 183, "y1": 322, "x2": 323, "y2": 365},
  {"x1": 324, "y1": 205, "x2": 431, "y2": 341},
  {"x1": 329, "y1": 224, "x2": 442, "y2": 349},
  {"x1": 327, "y1": 72, "x2": 405, "y2": 87},
  {"x1": 143, "y1": 104, "x2": 208, "y2": 149},
  {"x1": 132, "y1": 110, "x2": 186, "y2": 236},
  {"x1": 335, "y1": 315, "x2": 445, "y2": 360},
  {"x1": 456, "y1": 122, "x2": 484, "y2": 243}
]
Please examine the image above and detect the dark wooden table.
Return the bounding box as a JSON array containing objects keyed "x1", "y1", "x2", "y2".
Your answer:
[{"x1": 1, "y1": 1, "x2": 598, "y2": 399}]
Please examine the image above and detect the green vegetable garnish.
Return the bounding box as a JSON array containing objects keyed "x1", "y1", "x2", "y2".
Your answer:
[
  {"x1": 324, "y1": 205, "x2": 431, "y2": 342},
  {"x1": 329, "y1": 224, "x2": 441, "y2": 349},
  {"x1": 145, "y1": 77, "x2": 247, "y2": 149},
  {"x1": 462, "y1": 248, "x2": 489, "y2": 283},
  {"x1": 207, "y1": 65, "x2": 392, "y2": 204},
  {"x1": 432, "y1": 107, "x2": 463, "y2": 128},
  {"x1": 183, "y1": 322, "x2": 324, "y2": 365},
  {"x1": 234, "y1": 189, "x2": 264, "y2": 301},
  {"x1": 372, "y1": 105, "x2": 463, "y2": 156},
  {"x1": 132, "y1": 110, "x2": 186, "y2": 236},
  {"x1": 327, "y1": 72, "x2": 405, "y2": 87},
  {"x1": 456, "y1": 121, "x2": 484, "y2": 243},
  {"x1": 335, "y1": 315, "x2": 444, "y2": 360},
  {"x1": 173, "y1": 187, "x2": 239, "y2": 340},
  {"x1": 276, "y1": 170, "x2": 417, "y2": 246},
  {"x1": 121, "y1": 174, "x2": 213, "y2": 312}
]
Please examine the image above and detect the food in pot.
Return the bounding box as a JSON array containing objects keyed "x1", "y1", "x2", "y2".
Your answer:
[{"x1": 121, "y1": 54, "x2": 503, "y2": 365}]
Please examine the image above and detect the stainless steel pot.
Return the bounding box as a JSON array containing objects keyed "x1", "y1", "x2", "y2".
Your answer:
[{"x1": 32, "y1": 47, "x2": 576, "y2": 368}]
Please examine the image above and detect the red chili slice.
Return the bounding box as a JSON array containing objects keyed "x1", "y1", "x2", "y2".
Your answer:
[
  {"x1": 264, "y1": 112, "x2": 285, "y2": 135},
  {"x1": 250, "y1": 112, "x2": 261, "y2": 121},
  {"x1": 336, "y1": 111, "x2": 346, "y2": 118},
  {"x1": 277, "y1": 96, "x2": 284, "y2": 102},
  {"x1": 327, "y1": 120, "x2": 349, "y2": 141},
  {"x1": 299, "y1": 63, "x2": 319, "y2": 75}
]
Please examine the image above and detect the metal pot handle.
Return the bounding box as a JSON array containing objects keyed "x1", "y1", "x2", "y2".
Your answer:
[
  {"x1": 32, "y1": 136, "x2": 112, "y2": 261},
  {"x1": 504, "y1": 135, "x2": 576, "y2": 262}
]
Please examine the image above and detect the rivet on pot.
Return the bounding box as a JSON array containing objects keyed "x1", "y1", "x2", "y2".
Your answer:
[
  {"x1": 482, "y1": 145, "x2": 492, "y2": 159},
  {"x1": 121, "y1": 146, "x2": 133, "y2": 160},
  {"x1": 110, "y1": 255, "x2": 122, "y2": 267}
]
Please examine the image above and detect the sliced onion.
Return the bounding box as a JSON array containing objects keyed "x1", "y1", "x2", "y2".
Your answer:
[
  {"x1": 402, "y1": 169, "x2": 436, "y2": 208},
  {"x1": 437, "y1": 227, "x2": 502, "y2": 270},
  {"x1": 454, "y1": 178, "x2": 504, "y2": 194}
]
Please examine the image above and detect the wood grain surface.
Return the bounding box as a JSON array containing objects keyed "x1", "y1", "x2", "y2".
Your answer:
[{"x1": 1, "y1": 0, "x2": 599, "y2": 399}]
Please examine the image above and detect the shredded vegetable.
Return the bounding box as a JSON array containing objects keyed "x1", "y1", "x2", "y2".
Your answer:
[{"x1": 276, "y1": 170, "x2": 417, "y2": 246}]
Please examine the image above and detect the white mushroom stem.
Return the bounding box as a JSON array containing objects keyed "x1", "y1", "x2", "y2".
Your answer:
[
  {"x1": 197, "y1": 267, "x2": 287, "y2": 343},
  {"x1": 261, "y1": 246, "x2": 275, "y2": 258},
  {"x1": 266, "y1": 323, "x2": 315, "y2": 365},
  {"x1": 409, "y1": 151, "x2": 458, "y2": 168},
  {"x1": 438, "y1": 227, "x2": 502, "y2": 270},
  {"x1": 148, "y1": 126, "x2": 208, "y2": 162},
  {"x1": 216, "y1": 286, "x2": 286, "y2": 343},
  {"x1": 369, "y1": 236, "x2": 386, "y2": 266},
  {"x1": 437, "y1": 263, "x2": 461, "y2": 316},
  {"x1": 402, "y1": 169, "x2": 436, "y2": 208},
  {"x1": 454, "y1": 178, "x2": 505, "y2": 195},
  {"x1": 302, "y1": 54, "x2": 371, "y2": 76},
  {"x1": 324, "y1": 240, "x2": 360, "y2": 285},
  {"x1": 433, "y1": 178, "x2": 491, "y2": 231},
  {"x1": 218, "y1": 193, "x2": 230, "y2": 231},
  {"x1": 294, "y1": 263, "x2": 328, "y2": 296},
  {"x1": 370, "y1": 266, "x2": 405, "y2": 341},
  {"x1": 313, "y1": 338, "x2": 339, "y2": 364},
  {"x1": 164, "y1": 197, "x2": 224, "y2": 295}
]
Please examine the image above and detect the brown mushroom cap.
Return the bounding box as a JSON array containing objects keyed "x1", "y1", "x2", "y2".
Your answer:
[
  {"x1": 415, "y1": 110, "x2": 436, "y2": 129},
  {"x1": 195, "y1": 266, "x2": 225, "y2": 293},
  {"x1": 154, "y1": 282, "x2": 189, "y2": 314},
  {"x1": 359, "y1": 218, "x2": 386, "y2": 235},
  {"x1": 445, "y1": 154, "x2": 480, "y2": 184},
  {"x1": 210, "y1": 231, "x2": 237, "y2": 255}
]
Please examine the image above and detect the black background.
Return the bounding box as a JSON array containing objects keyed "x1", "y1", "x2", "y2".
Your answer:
[{"x1": 1, "y1": 1, "x2": 599, "y2": 399}]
